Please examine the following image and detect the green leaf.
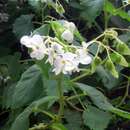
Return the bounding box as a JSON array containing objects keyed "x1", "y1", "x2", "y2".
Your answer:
[
  {"x1": 80, "y1": 0, "x2": 104, "y2": 23},
  {"x1": 2, "y1": 83, "x2": 16, "y2": 108},
  {"x1": 12, "y1": 65, "x2": 44, "y2": 108},
  {"x1": 36, "y1": 60, "x2": 51, "y2": 79},
  {"x1": 11, "y1": 96, "x2": 58, "y2": 130},
  {"x1": 104, "y1": 1, "x2": 130, "y2": 22},
  {"x1": 77, "y1": 83, "x2": 130, "y2": 119},
  {"x1": 32, "y1": 96, "x2": 58, "y2": 109},
  {"x1": 110, "y1": 52, "x2": 128, "y2": 67},
  {"x1": 88, "y1": 43, "x2": 98, "y2": 55},
  {"x1": 96, "y1": 66, "x2": 121, "y2": 90},
  {"x1": 13, "y1": 15, "x2": 34, "y2": 39},
  {"x1": 105, "y1": 59, "x2": 119, "y2": 78},
  {"x1": 50, "y1": 123, "x2": 68, "y2": 130},
  {"x1": 77, "y1": 83, "x2": 114, "y2": 110},
  {"x1": 55, "y1": 2, "x2": 65, "y2": 14},
  {"x1": 33, "y1": 24, "x2": 50, "y2": 35},
  {"x1": 28, "y1": 0, "x2": 41, "y2": 9},
  {"x1": 83, "y1": 106, "x2": 112, "y2": 130},
  {"x1": 116, "y1": 43, "x2": 130, "y2": 55},
  {"x1": 11, "y1": 105, "x2": 32, "y2": 130},
  {"x1": 1, "y1": 109, "x2": 22, "y2": 130},
  {"x1": 64, "y1": 109, "x2": 82, "y2": 130},
  {"x1": 0, "y1": 52, "x2": 24, "y2": 81},
  {"x1": 50, "y1": 21, "x2": 65, "y2": 39},
  {"x1": 91, "y1": 56, "x2": 102, "y2": 73}
]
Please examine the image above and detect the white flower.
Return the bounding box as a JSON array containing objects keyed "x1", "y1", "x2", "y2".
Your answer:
[
  {"x1": 30, "y1": 47, "x2": 45, "y2": 60},
  {"x1": 76, "y1": 49, "x2": 92, "y2": 65},
  {"x1": 61, "y1": 29, "x2": 74, "y2": 43},
  {"x1": 64, "y1": 21, "x2": 76, "y2": 32},
  {"x1": 76, "y1": 42, "x2": 92, "y2": 65},
  {"x1": 53, "y1": 52, "x2": 79, "y2": 75},
  {"x1": 46, "y1": 42, "x2": 64, "y2": 65},
  {"x1": 52, "y1": 42, "x2": 64, "y2": 54},
  {"x1": 21, "y1": 35, "x2": 44, "y2": 48},
  {"x1": 20, "y1": 34, "x2": 46, "y2": 60}
]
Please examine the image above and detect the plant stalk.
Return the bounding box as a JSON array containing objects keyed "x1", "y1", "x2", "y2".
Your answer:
[{"x1": 57, "y1": 74, "x2": 64, "y2": 121}]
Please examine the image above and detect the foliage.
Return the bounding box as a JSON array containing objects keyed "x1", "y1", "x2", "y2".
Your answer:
[{"x1": 1, "y1": 0, "x2": 130, "y2": 130}]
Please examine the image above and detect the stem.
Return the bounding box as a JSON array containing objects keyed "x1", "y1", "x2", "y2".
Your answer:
[
  {"x1": 67, "y1": 101, "x2": 83, "y2": 112},
  {"x1": 71, "y1": 85, "x2": 86, "y2": 110},
  {"x1": 33, "y1": 108, "x2": 55, "y2": 119},
  {"x1": 67, "y1": 93, "x2": 87, "y2": 101},
  {"x1": 71, "y1": 70, "x2": 91, "y2": 82},
  {"x1": 117, "y1": 81, "x2": 129, "y2": 107},
  {"x1": 111, "y1": 27, "x2": 130, "y2": 32},
  {"x1": 104, "y1": 12, "x2": 108, "y2": 29},
  {"x1": 57, "y1": 74, "x2": 64, "y2": 121},
  {"x1": 104, "y1": 0, "x2": 108, "y2": 29}
]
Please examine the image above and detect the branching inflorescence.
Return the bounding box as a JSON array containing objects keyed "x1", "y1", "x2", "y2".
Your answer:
[{"x1": 20, "y1": 20, "x2": 92, "y2": 75}]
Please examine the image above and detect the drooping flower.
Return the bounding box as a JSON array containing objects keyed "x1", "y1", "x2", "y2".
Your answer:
[{"x1": 20, "y1": 34, "x2": 47, "y2": 60}]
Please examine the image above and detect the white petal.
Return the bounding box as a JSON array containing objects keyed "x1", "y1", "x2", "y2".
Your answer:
[
  {"x1": 30, "y1": 48, "x2": 45, "y2": 60},
  {"x1": 53, "y1": 56, "x2": 64, "y2": 75},
  {"x1": 63, "y1": 52, "x2": 75, "y2": 59},
  {"x1": 31, "y1": 34, "x2": 44, "y2": 46},
  {"x1": 79, "y1": 55, "x2": 92, "y2": 65},
  {"x1": 20, "y1": 35, "x2": 33, "y2": 48},
  {"x1": 68, "y1": 22, "x2": 76, "y2": 32},
  {"x1": 64, "y1": 21, "x2": 76, "y2": 32},
  {"x1": 46, "y1": 48, "x2": 55, "y2": 65},
  {"x1": 52, "y1": 42, "x2": 64, "y2": 54},
  {"x1": 61, "y1": 30, "x2": 74, "y2": 43},
  {"x1": 76, "y1": 48, "x2": 92, "y2": 65}
]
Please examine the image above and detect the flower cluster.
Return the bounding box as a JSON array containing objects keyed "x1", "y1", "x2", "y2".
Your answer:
[{"x1": 20, "y1": 21, "x2": 92, "y2": 75}]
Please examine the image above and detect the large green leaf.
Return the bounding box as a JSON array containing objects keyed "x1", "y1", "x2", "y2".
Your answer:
[
  {"x1": 64, "y1": 109, "x2": 82, "y2": 130},
  {"x1": 31, "y1": 96, "x2": 58, "y2": 109},
  {"x1": 77, "y1": 83, "x2": 114, "y2": 110},
  {"x1": 80, "y1": 0, "x2": 104, "y2": 23},
  {"x1": 44, "y1": 76, "x2": 72, "y2": 97},
  {"x1": 11, "y1": 96, "x2": 58, "y2": 130},
  {"x1": 1, "y1": 109, "x2": 22, "y2": 130},
  {"x1": 10, "y1": 106, "x2": 32, "y2": 130},
  {"x1": 13, "y1": 14, "x2": 34, "y2": 39},
  {"x1": 77, "y1": 83, "x2": 130, "y2": 119},
  {"x1": 12, "y1": 65, "x2": 44, "y2": 108},
  {"x1": 2, "y1": 83, "x2": 16, "y2": 108},
  {"x1": 83, "y1": 106, "x2": 112, "y2": 130}
]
